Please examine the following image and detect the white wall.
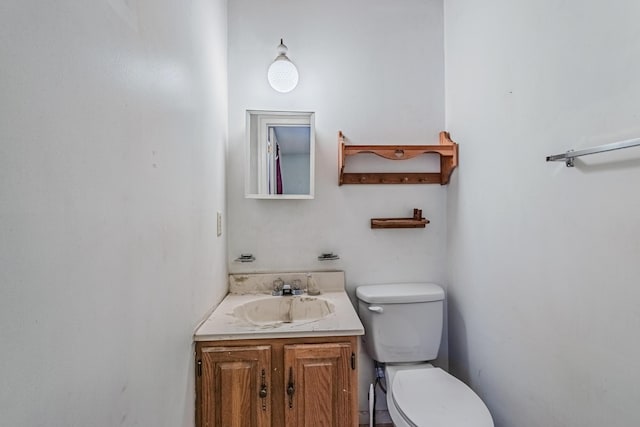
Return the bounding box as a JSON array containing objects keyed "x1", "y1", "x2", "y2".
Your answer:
[
  {"x1": 0, "y1": 1, "x2": 227, "y2": 426},
  {"x1": 445, "y1": 1, "x2": 640, "y2": 426},
  {"x1": 227, "y1": 0, "x2": 445, "y2": 415}
]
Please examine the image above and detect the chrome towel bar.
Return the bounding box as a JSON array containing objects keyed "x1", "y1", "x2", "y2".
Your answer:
[{"x1": 546, "y1": 137, "x2": 640, "y2": 167}]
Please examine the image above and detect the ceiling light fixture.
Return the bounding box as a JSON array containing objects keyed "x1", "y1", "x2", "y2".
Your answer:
[{"x1": 267, "y1": 38, "x2": 299, "y2": 93}]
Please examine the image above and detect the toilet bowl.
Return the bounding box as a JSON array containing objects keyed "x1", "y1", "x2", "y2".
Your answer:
[
  {"x1": 385, "y1": 364, "x2": 493, "y2": 427},
  {"x1": 355, "y1": 283, "x2": 494, "y2": 427}
]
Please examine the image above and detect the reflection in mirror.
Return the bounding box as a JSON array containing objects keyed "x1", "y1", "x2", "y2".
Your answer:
[
  {"x1": 246, "y1": 111, "x2": 315, "y2": 199},
  {"x1": 268, "y1": 126, "x2": 310, "y2": 195}
]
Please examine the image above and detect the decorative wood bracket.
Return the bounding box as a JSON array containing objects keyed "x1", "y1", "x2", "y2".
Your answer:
[{"x1": 338, "y1": 131, "x2": 458, "y2": 185}]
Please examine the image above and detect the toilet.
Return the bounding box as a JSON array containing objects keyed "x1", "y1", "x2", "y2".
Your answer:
[{"x1": 356, "y1": 283, "x2": 493, "y2": 427}]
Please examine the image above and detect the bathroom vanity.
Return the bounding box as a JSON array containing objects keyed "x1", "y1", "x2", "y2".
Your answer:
[{"x1": 194, "y1": 272, "x2": 364, "y2": 427}]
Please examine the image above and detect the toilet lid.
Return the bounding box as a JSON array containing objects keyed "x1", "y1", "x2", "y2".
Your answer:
[{"x1": 392, "y1": 368, "x2": 493, "y2": 427}]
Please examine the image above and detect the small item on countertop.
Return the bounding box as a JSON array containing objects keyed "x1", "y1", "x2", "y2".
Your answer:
[{"x1": 306, "y1": 273, "x2": 321, "y2": 296}]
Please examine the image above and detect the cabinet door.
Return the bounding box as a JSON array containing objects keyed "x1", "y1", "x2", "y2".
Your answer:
[
  {"x1": 283, "y1": 343, "x2": 355, "y2": 427},
  {"x1": 200, "y1": 345, "x2": 271, "y2": 427}
]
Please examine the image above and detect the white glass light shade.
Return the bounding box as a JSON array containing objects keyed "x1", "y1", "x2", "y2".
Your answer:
[{"x1": 267, "y1": 39, "x2": 299, "y2": 93}]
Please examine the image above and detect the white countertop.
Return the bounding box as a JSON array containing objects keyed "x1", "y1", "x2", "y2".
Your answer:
[{"x1": 194, "y1": 291, "x2": 364, "y2": 341}]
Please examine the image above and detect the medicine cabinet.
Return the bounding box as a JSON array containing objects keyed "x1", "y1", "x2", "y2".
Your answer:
[{"x1": 246, "y1": 110, "x2": 315, "y2": 199}]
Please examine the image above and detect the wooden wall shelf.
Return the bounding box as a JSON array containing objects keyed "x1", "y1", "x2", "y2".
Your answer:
[
  {"x1": 371, "y1": 209, "x2": 430, "y2": 229},
  {"x1": 338, "y1": 131, "x2": 458, "y2": 185}
]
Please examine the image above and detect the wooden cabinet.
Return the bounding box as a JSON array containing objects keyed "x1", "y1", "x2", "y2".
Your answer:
[
  {"x1": 196, "y1": 336, "x2": 358, "y2": 427},
  {"x1": 284, "y1": 343, "x2": 354, "y2": 427},
  {"x1": 199, "y1": 345, "x2": 271, "y2": 427}
]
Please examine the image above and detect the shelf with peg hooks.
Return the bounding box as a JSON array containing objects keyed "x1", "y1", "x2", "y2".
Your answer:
[
  {"x1": 338, "y1": 130, "x2": 458, "y2": 185},
  {"x1": 371, "y1": 208, "x2": 430, "y2": 229}
]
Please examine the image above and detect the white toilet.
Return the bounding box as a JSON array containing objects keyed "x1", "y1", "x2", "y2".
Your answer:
[{"x1": 356, "y1": 283, "x2": 494, "y2": 427}]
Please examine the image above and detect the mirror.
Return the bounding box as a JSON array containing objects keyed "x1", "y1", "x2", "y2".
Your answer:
[{"x1": 246, "y1": 110, "x2": 315, "y2": 199}]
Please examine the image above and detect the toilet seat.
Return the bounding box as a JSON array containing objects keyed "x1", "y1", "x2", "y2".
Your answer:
[{"x1": 391, "y1": 368, "x2": 493, "y2": 427}]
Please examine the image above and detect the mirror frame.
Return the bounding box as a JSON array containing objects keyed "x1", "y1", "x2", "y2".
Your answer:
[{"x1": 245, "y1": 110, "x2": 315, "y2": 199}]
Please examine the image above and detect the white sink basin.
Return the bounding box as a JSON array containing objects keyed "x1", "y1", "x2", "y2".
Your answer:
[{"x1": 233, "y1": 296, "x2": 335, "y2": 326}]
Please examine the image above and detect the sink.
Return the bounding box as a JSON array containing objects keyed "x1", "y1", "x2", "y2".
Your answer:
[{"x1": 233, "y1": 296, "x2": 335, "y2": 326}]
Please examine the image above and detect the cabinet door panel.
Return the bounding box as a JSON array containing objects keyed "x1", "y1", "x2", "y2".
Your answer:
[
  {"x1": 284, "y1": 343, "x2": 353, "y2": 427},
  {"x1": 201, "y1": 345, "x2": 271, "y2": 427}
]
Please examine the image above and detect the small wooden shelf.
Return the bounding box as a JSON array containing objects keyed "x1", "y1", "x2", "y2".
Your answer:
[
  {"x1": 338, "y1": 131, "x2": 458, "y2": 185},
  {"x1": 371, "y1": 217, "x2": 430, "y2": 229},
  {"x1": 371, "y1": 209, "x2": 430, "y2": 229}
]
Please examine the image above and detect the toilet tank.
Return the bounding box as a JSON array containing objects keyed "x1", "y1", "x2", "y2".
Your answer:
[{"x1": 356, "y1": 283, "x2": 444, "y2": 363}]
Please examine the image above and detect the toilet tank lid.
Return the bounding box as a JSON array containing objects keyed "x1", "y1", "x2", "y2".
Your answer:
[{"x1": 356, "y1": 283, "x2": 444, "y2": 304}]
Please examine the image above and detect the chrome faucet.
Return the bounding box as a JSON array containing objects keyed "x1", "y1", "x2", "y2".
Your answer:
[{"x1": 272, "y1": 278, "x2": 304, "y2": 296}]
